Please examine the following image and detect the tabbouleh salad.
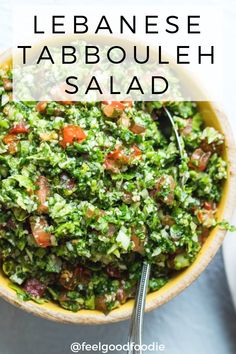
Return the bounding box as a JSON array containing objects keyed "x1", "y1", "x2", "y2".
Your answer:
[{"x1": 0, "y1": 69, "x2": 228, "y2": 313}]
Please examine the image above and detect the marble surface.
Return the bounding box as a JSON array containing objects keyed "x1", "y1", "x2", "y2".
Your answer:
[{"x1": 0, "y1": 1, "x2": 236, "y2": 354}]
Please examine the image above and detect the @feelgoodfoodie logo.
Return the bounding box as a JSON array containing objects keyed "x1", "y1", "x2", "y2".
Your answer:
[{"x1": 70, "y1": 341, "x2": 166, "y2": 353}]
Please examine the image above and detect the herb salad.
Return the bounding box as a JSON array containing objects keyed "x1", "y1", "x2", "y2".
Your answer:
[{"x1": 0, "y1": 70, "x2": 227, "y2": 313}]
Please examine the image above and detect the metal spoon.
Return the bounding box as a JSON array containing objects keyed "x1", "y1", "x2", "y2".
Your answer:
[
  {"x1": 127, "y1": 262, "x2": 151, "y2": 354},
  {"x1": 162, "y1": 106, "x2": 184, "y2": 159},
  {"x1": 127, "y1": 106, "x2": 184, "y2": 354}
]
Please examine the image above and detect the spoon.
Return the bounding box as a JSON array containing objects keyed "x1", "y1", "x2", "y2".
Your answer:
[
  {"x1": 127, "y1": 106, "x2": 184, "y2": 354},
  {"x1": 162, "y1": 106, "x2": 184, "y2": 159},
  {"x1": 127, "y1": 262, "x2": 151, "y2": 354}
]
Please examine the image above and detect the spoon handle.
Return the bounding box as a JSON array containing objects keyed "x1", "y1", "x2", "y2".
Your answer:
[
  {"x1": 163, "y1": 106, "x2": 187, "y2": 186},
  {"x1": 127, "y1": 262, "x2": 151, "y2": 354},
  {"x1": 163, "y1": 106, "x2": 184, "y2": 158}
]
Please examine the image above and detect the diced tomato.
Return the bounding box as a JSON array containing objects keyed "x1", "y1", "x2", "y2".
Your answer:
[
  {"x1": 122, "y1": 99, "x2": 133, "y2": 108},
  {"x1": 103, "y1": 100, "x2": 133, "y2": 108},
  {"x1": 129, "y1": 123, "x2": 146, "y2": 134},
  {"x1": 131, "y1": 145, "x2": 142, "y2": 158},
  {"x1": 60, "y1": 173, "x2": 76, "y2": 191},
  {"x1": 30, "y1": 216, "x2": 52, "y2": 247},
  {"x1": 106, "y1": 149, "x2": 122, "y2": 160},
  {"x1": 104, "y1": 158, "x2": 120, "y2": 173},
  {"x1": 200, "y1": 138, "x2": 224, "y2": 154},
  {"x1": 104, "y1": 146, "x2": 141, "y2": 173},
  {"x1": 102, "y1": 101, "x2": 125, "y2": 110},
  {"x1": 60, "y1": 125, "x2": 86, "y2": 148},
  {"x1": 106, "y1": 265, "x2": 122, "y2": 279},
  {"x1": 23, "y1": 278, "x2": 46, "y2": 297},
  {"x1": 131, "y1": 234, "x2": 145, "y2": 254},
  {"x1": 95, "y1": 295, "x2": 108, "y2": 313},
  {"x1": 60, "y1": 100, "x2": 73, "y2": 105},
  {"x1": 196, "y1": 211, "x2": 203, "y2": 223},
  {"x1": 73, "y1": 266, "x2": 92, "y2": 284},
  {"x1": 104, "y1": 148, "x2": 129, "y2": 173},
  {"x1": 116, "y1": 287, "x2": 128, "y2": 303},
  {"x1": 9, "y1": 123, "x2": 29, "y2": 134},
  {"x1": 3, "y1": 78, "x2": 12, "y2": 91},
  {"x1": 36, "y1": 101, "x2": 47, "y2": 113},
  {"x1": 155, "y1": 175, "x2": 176, "y2": 205},
  {"x1": 106, "y1": 149, "x2": 129, "y2": 163},
  {"x1": 198, "y1": 226, "x2": 210, "y2": 245},
  {"x1": 189, "y1": 148, "x2": 211, "y2": 172},
  {"x1": 180, "y1": 118, "x2": 193, "y2": 137},
  {"x1": 2, "y1": 134, "x2": 18, "y2": 154},
  {"x1": 131, "y1": 225, "x2": 146, "y2": 254},
  {"x1": 196, "y1": 209, "x2": 215, "y2": 228},
  {"x1": 102, "y1": 101, "x2": 127, "y2": 118},
  {"x1": 203, "y1": 201, "x2": 212, "y2": 210},
  {"x1": 102, "y1": 100, "x2": 133, "y2": 118},
  {"x1": 3, "y1": 134, "x2": 17, "y2": 145},
  {"x1": 59, "y1": 266, "x2": 91, "y2": 290},
  {"x1": 35, "y1": 176, "x2": 50, "y2": 213},
  {"x1": 85, "y1": 207, "x2": 100, "y2": 219},
  {"x1": 117, "y1": 113, "x2": 130, "y2": 128},
  {"x1": 107, "y1": 223, "x2": 116, "y2": 236},
  {"x1": 102, "y1": 104, "x2": 114, "y2": 118},
  {"x1": 3, "y1": 124, "x2": 29, "y2": 153},
  {"x1": 8, "y1": 142, "x2": 18, "y2": 154}
]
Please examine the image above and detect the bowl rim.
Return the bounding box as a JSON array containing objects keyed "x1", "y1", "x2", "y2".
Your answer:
[{"x1": 0, "y1": 49, "x2": 236, "y2": 325}]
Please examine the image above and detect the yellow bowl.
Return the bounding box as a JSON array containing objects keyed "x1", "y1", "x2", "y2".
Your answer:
[{"x1": 0, "y1": 49, "x2": 236, "y2": 324}]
